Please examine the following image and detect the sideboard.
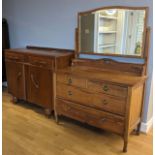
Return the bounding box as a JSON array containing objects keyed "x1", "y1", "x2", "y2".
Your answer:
[{"x1": 5, "y1": 46, "x2": 74, "y2": 115}]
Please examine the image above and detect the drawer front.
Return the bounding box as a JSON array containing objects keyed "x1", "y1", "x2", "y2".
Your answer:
[
  {"x1": 57, "y1": 83, "x2": 126, "y2": 115},
  {"x1": 94, "y1": 94, "x2": 126, "y2": 115},
  {"x1": 5, "y1": 52, "x2": 25, "y2": 62},
  {"x1": 56, "y1": 99, "x2": 124, "y2": 135},
  {"x1": 29, "y1": 56, "x2": 54, "y2": 69},
  {"x1": 57, "y1": 73, "x2": 86, "y2": 88},
  {"x1": 87, "y1": 81, "x2": 127, "y2": 98},
  {"x1": 57, "y1": 83, "x2": 91, "y2": 105}
]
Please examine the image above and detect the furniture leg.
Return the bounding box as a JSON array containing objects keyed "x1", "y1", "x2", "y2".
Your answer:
[
  {"x1": 12, "y1": 96, "x2": 18, "y2": 103},
  {"x1": 123, "y1": 140, "x2": 128, "y2": 153},
  {"x1": 54, "y1": 111, "x2": 59, "y2": 124},
  {"x1": 123, "y1": 133, "x2": 129, "y2": 153},
  {"x1": 44, "y1": 108, "x2": 51, "y2": 117},
  {"x1": 136, "y1": 122, "x2": 141, "y2": 135}
]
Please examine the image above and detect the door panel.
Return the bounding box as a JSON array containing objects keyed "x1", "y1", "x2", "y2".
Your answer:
[
  {"x1": 28, "y1": 66, "x2": 53, "y2": 109},
  {"x1": 5, "y1": 61, "x2": 25, "y2": 99}
]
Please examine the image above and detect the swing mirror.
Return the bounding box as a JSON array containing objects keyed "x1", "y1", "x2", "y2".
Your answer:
[{"x1": 78, "y1": 6, "x2": 148, "y2": 58}]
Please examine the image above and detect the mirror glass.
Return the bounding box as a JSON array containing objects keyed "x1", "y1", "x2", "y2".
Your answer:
[{"x1": 78, "y1": 8, "x2": 147, "y2": 57}]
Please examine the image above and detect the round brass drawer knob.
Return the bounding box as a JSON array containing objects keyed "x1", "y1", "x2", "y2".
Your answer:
[
  {"x1": 103, "y1": 99, "x2": 108, "y2": 105},
  {"x1": 103, "y1": 85, "x2": 109, "y2": 91}
]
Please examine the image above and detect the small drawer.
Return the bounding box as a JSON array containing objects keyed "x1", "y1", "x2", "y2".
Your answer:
[
  {"x1": 56, "y1": 83, "x2": 126, "y2": 115},
  {"x1": 57, "y1": 83, "x2": 91, "y2": 104},
  {"x1": 28, "y1": 56, "x2": 54, "y2": 69},
  {"x1": 5, "y1": 52, "x2": 25, "y2": 62},
  {"x1": 87, "y1": 80, "x2": 127, "y2": 98},
  {"x1": 57, "y1": 73, "x2": 86, "y2": 88},
  {"x1": 56, "y1": 99, "x2": 124, "y2": 135}
]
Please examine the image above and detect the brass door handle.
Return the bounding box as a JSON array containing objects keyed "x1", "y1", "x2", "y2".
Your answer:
[
  {"x1": 31, "y1": 74, "x2": 39, "y2": 89},
  {"x1": 102, "y1": 85, "x2": 109, "y2": 91},
  {"x1": 39, "y1": 61, "x2": 47, "y2": 65},
  {"x1": 32, "y1": 60, "x2": 47, "y2": 67},
  {"x1": 17, "y1": 72, "x2": 22, "y2": 80}
]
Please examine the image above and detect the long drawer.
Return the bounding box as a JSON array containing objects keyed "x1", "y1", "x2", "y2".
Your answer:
[
  {"x1": 57, "y1": 73, "x2": 87, "y2": 88},
  {"x1": 28, "y1": 55, "x2": 54, "y2": 69},
  {"x1": 57, "y1": 83, "x2": 126, "y2": 115},
  {"x1": 56, "y1": 98, "x2": 124, "y2": 135},
  {"x1": 87, "y1": 80, "x2": 128, "y2": 98},
  {"x1": 5, "y1": 52, "x2": 25, "y2": 62}
]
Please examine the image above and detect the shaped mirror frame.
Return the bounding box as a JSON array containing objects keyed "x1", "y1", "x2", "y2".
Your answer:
[{"x1": 76, "y1": 6, "x2": 148, "y2": 58}]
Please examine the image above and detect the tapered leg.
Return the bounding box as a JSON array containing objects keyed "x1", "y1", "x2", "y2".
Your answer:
[
  {"x1": 44, "y1": 108, "x2": 52, "y2": 117},
  {"x1": 123, "y1": 132, "x2": 129, "y2": 153},
  {"x1": 136, "y1": 123, "x2": 141, "y2": 135},
  {"x1": 123, "y1": 140, "x2": 128, "y2": 152}
]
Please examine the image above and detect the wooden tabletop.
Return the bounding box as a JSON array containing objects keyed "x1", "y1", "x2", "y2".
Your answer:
[{"x1": 5, "y1": 48, "x2": 73, "y2": 57}]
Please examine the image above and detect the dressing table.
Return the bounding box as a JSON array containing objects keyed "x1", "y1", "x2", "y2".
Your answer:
[{"x1": 55, "y1": 6, "x2": 150, "y2": 152}]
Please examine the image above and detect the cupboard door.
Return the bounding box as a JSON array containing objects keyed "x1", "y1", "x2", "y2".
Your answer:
[
  {"x1": 5, "y1": 61, "x2": 25, "y2": 99},
  {"x1": 28, "y1": 66, "x2": 53, "y2": 109}
]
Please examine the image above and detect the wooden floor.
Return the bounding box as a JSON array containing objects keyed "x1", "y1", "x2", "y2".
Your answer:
[{"x1": 2, "y1": 90, "x2": 153, "y2": 155}]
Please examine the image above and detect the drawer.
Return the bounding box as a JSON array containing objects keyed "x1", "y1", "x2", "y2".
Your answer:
[
  {"x1": 94, "y1": 94, "x2": 126, "y2": 115},
  {"x1": 5, "y1": 52, "x2": 25, "y2": 62},
  {"x1": 57, "y1": 73, "x2": 86, "y2": 88},
  {"x1": 87, "y1": 80, "x2": 127, "y2": 98},
  {"x1": 56, "y1": 99, "x2": 124, "y2": 135},
  {"x1": 56, "y1": 83, "x2": 126, "y2": 115},
  {"x1": 28, "y1": 56, "x2": 54, "y2": 69}
]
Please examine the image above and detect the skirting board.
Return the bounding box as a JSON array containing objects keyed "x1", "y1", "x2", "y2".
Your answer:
[{"x1": 140, "y1": 117, "x2": 153, "y2": 133}]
